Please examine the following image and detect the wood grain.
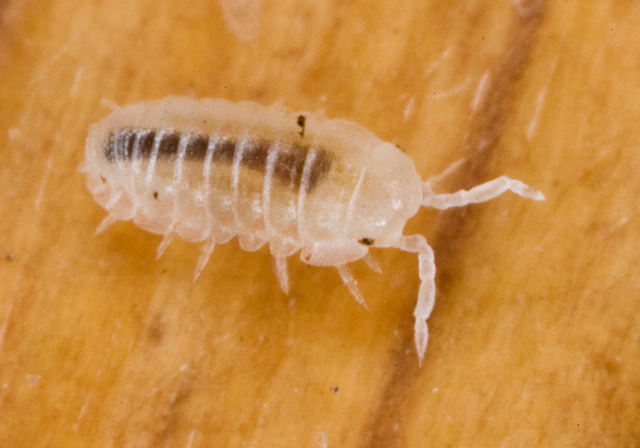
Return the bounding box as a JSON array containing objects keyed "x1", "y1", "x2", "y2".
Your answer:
[{"x1": 1, "y1": 0, "x2": 639, "y2": 446}]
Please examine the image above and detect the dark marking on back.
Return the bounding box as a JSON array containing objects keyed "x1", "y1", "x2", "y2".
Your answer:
[
  {"x1": 302, "y1": 146, "x2": 332, "y2": 192},
  {"x1": 185, "y1": 134, "x2": 209, "y2": 159},
  {"x1": 157, "y1": 132, "x2": 180, "y2": 158},
  {"x1": 137, "y1": 131, "x2": 155, "y2": 158},
  {"x1": 211, "y1": 138, "x2": 240, "y2": 164},
  {"x1": 233, "y1": 140, "x2": 271, "y2": 170},
  {"x1": 105, "y1": 129, "x2": 181, "y2": 161},
  {"x1": 297, "y1": 115, "x2": 306, "y2": 138},
  {"x1": 358, "y1": 238, "x2": 374, "y2": 246},
  {"x1": 225, "y1": 139, "x2": 332, "y2": 191},
  {"x1": 274, "y1": 143, "x2": 307, "y2": 189},
  {"x1": 105, "y1": 129, "x2": 152, "y2": 161},
  {"x1": 104, "y1": 129, "x2": 134, "y2": 162},
  {"x1": 105, "y1": 128, "x2": 333, "y2": 191}
]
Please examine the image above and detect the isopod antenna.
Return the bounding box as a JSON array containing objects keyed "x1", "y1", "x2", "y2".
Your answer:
[
  {"x1": 397, "y1": 234, "x2": 436, "y2": 366},
  {"x1": 421, "y1": 175, "x2": 545, "y2": 210}
]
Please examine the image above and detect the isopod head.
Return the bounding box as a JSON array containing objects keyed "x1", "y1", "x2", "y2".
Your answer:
[{"x1": 344, "y1": 143, "x2": 423, "y2": 249}]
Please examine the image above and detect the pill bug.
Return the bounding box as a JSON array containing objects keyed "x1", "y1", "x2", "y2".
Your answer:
[{"x1": 81, "y1": 96, "x2": 545, "y2": 365}]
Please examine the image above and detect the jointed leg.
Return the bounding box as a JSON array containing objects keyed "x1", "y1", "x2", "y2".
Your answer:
[
  {"x1": 362, "y1": 253, "x2": 382, "y2": 274},
  {"x1": 422, "y1": 175, "x2": 545, "y2": 210},
  {"x1": 156, "y1": 233, "x2": 175, "y2": 259},
  {"x1": 337, "y1": 264, "x2": 368, "y2": 310},
  {"x1": 274, "y1": 256, "x2": 290, "y2": 294},
  {"x1": 398, "y1": 234, "x2": 436, "y2": 366},
  {"x1": 95, "y1": 214, "x2": 119, "y2": 235},
  {"x1": 193, "y1": 238, "x2": 216, "y2": 282},
  {"x1": 94, "y1": 190, "x2": 127, "y2": 234}
]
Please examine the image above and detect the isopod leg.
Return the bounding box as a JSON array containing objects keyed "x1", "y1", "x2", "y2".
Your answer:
[
  {"x1": 422, "y1": 175, "x2": 545, "y2": 210},
  {"x1": 156, "y1": 233, "x2": 175, "y2": 260},
  {"x1": 95, "y1": 214, "x2": 119, "y2": 235},
  {"x1": 104, "y1": 190, "x2": 123, "y2": 210},
  {"x1": 362, "y1": 253, "x2": 382, "y2": 274},
  {"x1": 193, "y1": 239, "x2": 216, "y2": 283},
  {"x1": 274, "y1": 257, "x2": 290, "y2": 294},
  {"x1": 398, "y1": 234, "x2": 436, "y2": 366},
  {"x1": 336, "y1": 264, "x2": 368, "y2": 310}
]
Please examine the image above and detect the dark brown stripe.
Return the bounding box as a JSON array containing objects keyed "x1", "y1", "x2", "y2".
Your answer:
[
  {"x1": 157, "y1": 132, "x2": 180, "y2": 158},
  {"x1": 104, "y1": 129, "x2": 135, "y2": 162},
  {"x1": 305, "y1": 148, "x2": 332, "y2": 191},
  {"x1": 225, "y1": 139, "x2": 332, "y2": 191},
  {"x1": 185, "y1": 134, "x2": 209, "y2": 159},
  {"x1": 104, "y1": 129, "x2": 159, "y2": 161},
  {"x1": 105, "y1": 128, "x2": 332, "y2": 191},
  {"x1": 272, "y1": 142, "x2": 307, "y2": 189},
  {"x1": 137, "y1": 131, "x2": 156, "y2": 158},
  {"x1": 210, "y1": 137, "x2": 238, "y2": 164},
  {"x1": 236, "y1": 140, "x2": 271, "y2": 170}
]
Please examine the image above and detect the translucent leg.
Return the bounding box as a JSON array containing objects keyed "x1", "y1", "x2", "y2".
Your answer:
[
  {"x1": 104, "y1": 191, "x2": 122, "y2": 209},
  {"x1": 156, "y1": 233, "x2": 175, "y2": 259},
  {"x1": 274, "y1": 256, "x2": 290, "y2": 294},
  {"x1": 95, "y1": 214, "x2": 119, "y2": 235},
  {"x1": 398, "y1": 234, "x2": 436, "y2": 366},
  {"x1": 193, "y1": 239, "x2": 216, "y2": 282},
  {"x1": 422, "y1": 175, "x2": 545, "y2": 210},
  {"x1": 336, "y1": 264, "x2": 368, "y2": 310},
  {"x1": 362, "y1": 253, "x2": 382, "y2": 274}
]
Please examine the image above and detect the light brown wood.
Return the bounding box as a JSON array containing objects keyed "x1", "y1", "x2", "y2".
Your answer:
[{"x1": 1, "y1": 0, "x2": 638, "y2": 446}]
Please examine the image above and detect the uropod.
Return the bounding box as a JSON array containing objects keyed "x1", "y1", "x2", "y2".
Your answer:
[{"x1": 81, "y1": 96, "x2": 544, "y2": 364}]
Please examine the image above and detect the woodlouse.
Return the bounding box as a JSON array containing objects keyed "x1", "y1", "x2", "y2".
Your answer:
[{"x1": 80, "y1": 96, "x2": 545, "y2": 364}]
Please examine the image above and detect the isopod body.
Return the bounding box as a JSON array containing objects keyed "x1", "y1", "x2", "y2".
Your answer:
[{"x1": 82, "y1": 96, "x2": 544, "y2": 364}]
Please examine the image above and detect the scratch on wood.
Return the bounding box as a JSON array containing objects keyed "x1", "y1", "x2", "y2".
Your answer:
[
  {"x1": 27, "y1": 45, "x2": 69, "y2": 89},
  {"x1": 73, "y1": 394, "x2": 91, "y2": 432},
  {"x1": 527, "y1": 89, "x2": 547, "y2": 140},
  {"x1": 426, "y1": 77, "x2": 471, "y2": 101},
  {"x1": 471, "y1": 71, "x2": 491, "y2": 112},
  {"x1": 423, "y1": 47, "x2": 451, "y2": 78},
  {"x1": 186, "y1": 429, "x2": 196, "y2": 448},
  {"x1": 219, "y1": 0, "x2": 261, "y2": 41},
  {"x1": 70, "y1": 65, "x2": 85, "y2": 97},
  {"x1": 34, "y1": 154, "x2": 54, "y2": 210},
  {"x1": 527, "y1": 51, "x2": 560, "y2": 140},
  {"x1": 0, "y1": 302, "x2": 13, "y2": 353},
  {"x1": 318, "y1": 431, "x2": 328, "y2": 448},
  {"x1": 402, "y1": 97, "x2": 416, "y2": 122}
]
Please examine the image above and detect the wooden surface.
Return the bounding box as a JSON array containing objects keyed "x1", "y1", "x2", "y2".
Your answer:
[{"x1": 1, "y1": 0, "x2": 639, "y2": 446}]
